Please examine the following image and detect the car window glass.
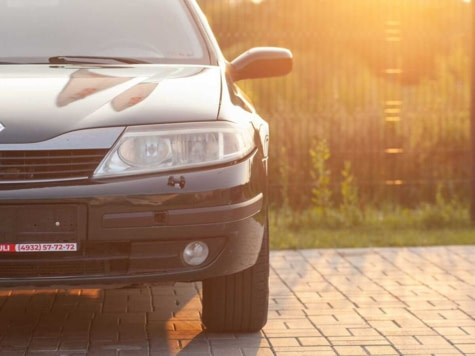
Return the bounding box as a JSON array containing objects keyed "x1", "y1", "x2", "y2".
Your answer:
[{"x1": 0, "y1": 0, "x2": 209, "y2": 64}]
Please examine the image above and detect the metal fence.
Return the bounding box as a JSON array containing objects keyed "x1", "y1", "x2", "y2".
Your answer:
[{"x1": 198, "y1": 0, "x2": 472, "y2": 208}]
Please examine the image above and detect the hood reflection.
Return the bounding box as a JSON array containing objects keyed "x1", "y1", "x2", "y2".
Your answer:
[
  {"x1": 57, "y1": 66, "x2": 198, "y2": 111},
  {"x1": 111, "y1": 82, "x2": 158, "y2": 112},
  {"x1": 57, "y1": 69, "x2": 131, "y2": 107}
]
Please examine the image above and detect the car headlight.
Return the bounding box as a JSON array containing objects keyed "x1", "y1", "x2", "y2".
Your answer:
[{"x1": 93, "y1": 122, "x2": 255, "y2": 178}]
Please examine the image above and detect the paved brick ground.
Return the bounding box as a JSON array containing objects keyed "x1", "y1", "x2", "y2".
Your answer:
[{"x1": 0, "y1": 245, "x2": 473, "y2": 355}]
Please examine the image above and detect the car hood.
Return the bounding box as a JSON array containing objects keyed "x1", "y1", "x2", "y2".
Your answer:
[{"x1": 0, "y1": 65, "x2": 222, "y2": 144}]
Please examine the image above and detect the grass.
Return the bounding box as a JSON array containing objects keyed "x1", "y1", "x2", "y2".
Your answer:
[
  {"x1": 270, "y1": 225, "x2": 475, "y2": 249},
  {"x1": 269, "y1": 206, "x2": 475, "y2": 250}
]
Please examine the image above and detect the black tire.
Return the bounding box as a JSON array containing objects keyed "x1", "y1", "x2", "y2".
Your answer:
[{"x1": 201, "y1": 221, "x2": 269, "y2": 332}]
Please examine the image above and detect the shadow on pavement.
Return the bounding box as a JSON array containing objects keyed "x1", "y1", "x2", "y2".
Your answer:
[{"x1": 0, "y1": 282, "x2": 269, "y2": 355}]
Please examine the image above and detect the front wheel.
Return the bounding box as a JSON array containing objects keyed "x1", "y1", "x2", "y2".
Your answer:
[{"x1": 201, "y1": 221, "x2": 269, "y2": 332}]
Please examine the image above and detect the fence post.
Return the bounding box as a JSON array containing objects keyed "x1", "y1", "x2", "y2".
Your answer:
[{"x1": 472, "y1": 0, "x2": 475, "y2": 224}]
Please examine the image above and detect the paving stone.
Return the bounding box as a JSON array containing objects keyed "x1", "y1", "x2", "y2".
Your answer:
[
  {"x1": 268, "y1": 337, "x2": 300, "y2": 347},
  {"x1": 242, "y1": 348, "x2": 275, "y2": 356},
  {"x1": 27, "y1": 337, "x2": 60, "y2": 352},
  {"x1": 458, "y1": 345, "x2": 475, "y2": 354},
  {"x1": 298, "y1": 336, "x2": 330, "y2": 346},
  {"x1": 264, "y1": 329, "x2": 322, "y2": 338},
  {"x1": 365, "y1": 345, "x2": 399, "y2": 355},
  {"x1": 318, "y1": 326, "x2": 353, "y2": 337},
  {"x1": 172, "y1": 321, "x2": 203, "y2": 331},
  {"x1": 274, "y1": 350, "x2": 336, "y2": 356},
  {"x1": 334, "y1": 346, "x2": 368, "y2": 355},
  {"x1": 0, "y1": 246, "x2": 472, "y2": 355},
  {"x1": 58, "y1": 338, "x2": 89, "y2": 352},
  {"x1": 0, "y1": 351, "x2": 26, "y2": 356}
]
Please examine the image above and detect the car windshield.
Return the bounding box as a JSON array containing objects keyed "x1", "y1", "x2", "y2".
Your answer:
[{"x1": 0, "y1": 0, "x2": 210, "y2": 65}]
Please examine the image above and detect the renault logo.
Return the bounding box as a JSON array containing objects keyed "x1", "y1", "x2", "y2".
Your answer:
[{"x1": 0, "y1": 123, "x2": 4, "y2": 133}]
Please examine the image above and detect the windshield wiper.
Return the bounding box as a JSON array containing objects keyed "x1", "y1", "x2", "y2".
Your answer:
[{"x1": 49, "y1": 56, "x2": 149, "y2": 65}]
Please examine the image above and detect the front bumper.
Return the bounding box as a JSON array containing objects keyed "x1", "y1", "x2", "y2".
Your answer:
[{"x1": 0, "y1": 153, "x2": 267, "y2": 288}]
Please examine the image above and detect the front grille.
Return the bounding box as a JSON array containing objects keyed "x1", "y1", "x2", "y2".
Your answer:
[{"x1": 0, "y1": 149, "x2": 108, "y2": 182}]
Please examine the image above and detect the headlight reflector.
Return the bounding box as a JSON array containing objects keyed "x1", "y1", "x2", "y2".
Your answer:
[
  {"x1": 118, "y1": 136, "x2": 172, "y2": 167},
  {"x1": 94, "y1": 122, "x2": 255, "y2": 178}
]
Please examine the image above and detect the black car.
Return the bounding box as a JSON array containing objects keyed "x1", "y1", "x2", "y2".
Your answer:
[{"x1": 0, "y1": 0, "x2": 292, "y2": 332}]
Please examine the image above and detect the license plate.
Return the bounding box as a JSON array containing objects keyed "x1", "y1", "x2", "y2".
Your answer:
[
  {"x1": 0, "y1": 204, "x2": 87, "y2": 243},
  {"x1": 0, "y1": 243, "x2": 78, "y2": 253}
]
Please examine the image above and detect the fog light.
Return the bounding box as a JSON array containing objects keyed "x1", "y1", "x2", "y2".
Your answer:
[{"x1": 183, "y1": 241, "x2": 209, "y2": 266}]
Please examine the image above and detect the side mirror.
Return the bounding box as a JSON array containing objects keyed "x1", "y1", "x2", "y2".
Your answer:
[{"x1": 230, "y1": 47, "x2": 293, "y2": 82}]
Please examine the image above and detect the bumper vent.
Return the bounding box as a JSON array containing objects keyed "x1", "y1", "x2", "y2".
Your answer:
[
  {"x1": 0, "y1": 259, "x2": 128, "y2": 278},
  {"x1": 0, "y1": 149, "x2": 108, "y2": 182}
]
